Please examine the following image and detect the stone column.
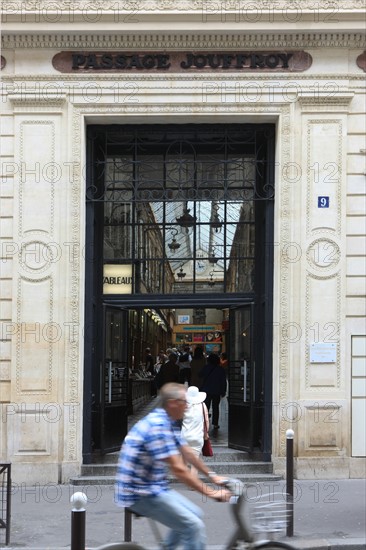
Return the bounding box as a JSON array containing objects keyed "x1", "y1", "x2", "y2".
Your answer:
[
  {"x1": 4, "y1": 93, "x2": 83, "y2": 483},
  {"x1": 294, "y1": 92, "x2": 354, "y2": 478}
]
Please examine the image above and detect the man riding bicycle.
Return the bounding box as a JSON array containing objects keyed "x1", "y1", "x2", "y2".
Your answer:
[{"x1": 115, "y1": 382, "x2": 232, "y2": 550}]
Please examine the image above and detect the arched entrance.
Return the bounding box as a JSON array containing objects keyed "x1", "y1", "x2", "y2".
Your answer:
[{"x1": 83, "y1": 123, "x2": 275, "y2": 463}]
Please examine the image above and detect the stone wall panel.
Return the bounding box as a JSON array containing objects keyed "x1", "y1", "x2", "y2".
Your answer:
[
  {"x1": 19, "y1": 120, "x2": 56, "y2": 237},
  {"x1": 7, "y1": 403, "x2": 56, "y2": 459},
  {"x1": 16, "y1": 277, "x2": 54, "y2": 394}
]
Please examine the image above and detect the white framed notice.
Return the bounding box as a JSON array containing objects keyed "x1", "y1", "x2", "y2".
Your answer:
[{"x1": 310, "y1": 342, "x2": 337, "y2": 363}]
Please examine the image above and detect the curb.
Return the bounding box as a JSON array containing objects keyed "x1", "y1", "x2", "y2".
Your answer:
[{"x1": 3, "y1": 542, "x2": 365, "y2": 550}]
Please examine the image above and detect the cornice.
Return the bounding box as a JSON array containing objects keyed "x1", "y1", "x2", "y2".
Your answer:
[
  {"x1": 2, "y1": 75, "x2": 365, "y2": 93},
  {"x1": 2, "y1": 75, "x2": 365, "y2": 94},
  {"x1": 298, "y1": 92, "x2": 355, "y2": 111},
  {"x1": 8, "y1": 95, "x2": 67, "y2": 112},
  {"x1": 2, "y1": 32, "x2": 366, "y2": 50},
  {"x1": 1, "y1": 0, "x2": 364, "y2": 11}
]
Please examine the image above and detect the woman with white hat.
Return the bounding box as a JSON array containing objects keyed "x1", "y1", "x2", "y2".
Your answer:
[{"x1": 181, "y1": 386, "x2": 210, "y2": 477}]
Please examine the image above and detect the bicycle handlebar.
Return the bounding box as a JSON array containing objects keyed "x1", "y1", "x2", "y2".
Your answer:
[
  {"x1": 220, "y1": 478, "x2": 255, "y2": 544},
  {"x1": 221, "y1": 477, "x2": 244, "y2": 496}
]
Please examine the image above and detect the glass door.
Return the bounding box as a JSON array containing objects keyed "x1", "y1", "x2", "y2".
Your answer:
[
  {"x1": 100, "y1": 305, "x2": 129, "y2": 453},
  {"x1": 228, "y1": 304, "x2": 257, "y2": 452}
]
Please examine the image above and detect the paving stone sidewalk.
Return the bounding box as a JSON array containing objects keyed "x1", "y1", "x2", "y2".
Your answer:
[{"x1": 2, "y1": 479, "x2": 365, "y2": 549}]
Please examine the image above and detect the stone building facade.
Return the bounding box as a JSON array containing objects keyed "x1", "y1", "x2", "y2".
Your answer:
[{"x1": 0, "y1": 1, "x2": 365, "y2": 484}]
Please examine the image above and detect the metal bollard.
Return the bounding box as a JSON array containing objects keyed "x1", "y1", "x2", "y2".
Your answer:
[
  {"x1": 124, "y1": 508, "x2": 132, "y2": 542},
  {"x1": 286, "y1": 429, "x2": 294, "y2": 537},
  {"x1": 70, "y1": 492, "x2": 87, "y2": 550}
]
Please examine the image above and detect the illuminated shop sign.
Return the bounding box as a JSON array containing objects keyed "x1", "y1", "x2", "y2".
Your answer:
[
  {"x1": 52, "y1": 51, "x2": 312, "y2": 73},
  {"x1": 103, "y1": 264, "x2": 132, "y2": 294}
]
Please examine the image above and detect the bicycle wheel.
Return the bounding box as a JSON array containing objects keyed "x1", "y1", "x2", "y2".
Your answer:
[{"x1": 254, "y1": 541, "x2": 297, "y2": 550}]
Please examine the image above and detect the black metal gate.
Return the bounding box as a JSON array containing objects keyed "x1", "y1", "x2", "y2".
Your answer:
[
  {"x1": 84, "y1": 123, "x2": 275, "y2": 459},
  {"x1": 228, "y1": 304, "x2": 256, "y2": 452}
]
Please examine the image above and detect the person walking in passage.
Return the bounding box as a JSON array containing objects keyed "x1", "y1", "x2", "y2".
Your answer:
[
  {"x1": 220, "y1": 352, "x2": 229, "y2": 378},
  {"x1": 115, "y1": 383, "x2": 231, "y2": 550},
  {"x1": 189, "y1": 346, "x2": 206, "y2": 388},
  {"x1": 181, "y1": 386, "x2": 209, "y2": 477},
  {"x1": 144, "y1": 347, "x2": 155, "y2": 376},
  {"x1": 155, "y1": 352, "x2": 180, "y2": 389},
  {"x1": 199, "y1": 353, "x2": 227, "y2": 430},
  {"x1": 145, "y1": 347, "x2": 157, "y2": 396},
  {"x1": 178, "y1": 344, "x2": 192, "y2": 386},
  {"x1": 154, "y1": 350, "x2": 167, "y2": 375}
]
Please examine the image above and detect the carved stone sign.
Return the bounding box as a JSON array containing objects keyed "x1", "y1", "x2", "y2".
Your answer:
[{"x1": 52, "y1": 51, "x2": 312, "y2": 73}]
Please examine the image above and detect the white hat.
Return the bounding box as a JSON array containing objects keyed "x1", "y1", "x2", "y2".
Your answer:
[{"x1": 186, "y1": 386, "x2": 206, "y2": 404}]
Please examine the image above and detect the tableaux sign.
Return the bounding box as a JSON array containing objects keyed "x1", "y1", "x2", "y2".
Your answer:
[{"x1": 52, "y1": 51, "x2": 312, "y2": 72}]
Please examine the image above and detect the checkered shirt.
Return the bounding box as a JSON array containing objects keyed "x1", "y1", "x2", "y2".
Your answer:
[{"x1": 115, "y1": 407, "x2": 183, "y2": 507}]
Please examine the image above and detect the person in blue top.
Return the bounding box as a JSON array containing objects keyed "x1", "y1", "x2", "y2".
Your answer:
[{"x1": 115, "y1": 382, "x2": 231, "y2": 550}]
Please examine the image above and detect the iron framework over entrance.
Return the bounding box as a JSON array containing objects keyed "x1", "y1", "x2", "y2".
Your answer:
[{"x1": 86, "y1": 124, "x2": 275, "y2": 296}]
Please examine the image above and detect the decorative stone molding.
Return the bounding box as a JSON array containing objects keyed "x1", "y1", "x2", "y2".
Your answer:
[
  {"x1": 19, "y1": 241, "x2": 55, "y2": 275},
  {"x1": 68, "y1": 99, "x2": 293, "y2": 457},
  {"x1": 2, "y1": 33, "x2": 366, "y2": 50},
  {"x1": 305, "y1": 271, "x2": 341, "y2": 390},
  {"x1": 16, "y1": 275, "x2": 54, "y2": 395},
  {"x1": 298, "y1": 92, "x2": 354, "y2": 112},
  {"x1": 72, "y1": 101, "x2": 284, "y2": 116},
  {"x1": 1, "y1": 0, "x2": 364, "y2": 11},
  {"x1": 277, "y1": 104, "x2": 293, "y2": 457},
  {"x1": 2, "y1": 73, "x2": 365, "y2": 85},
  {"x1": 19, "y1": 120, "x2": 56, "y2": 238},
  {"x1": 8, "y1": 403, "x2": 54, "y2": 457},
  {"x1": 305, "y1": 119, "x2": 343, "y2": 238},
  {"x1": 304, "y1": 403, "x2": 343, "y2": 452},
  {"x1": 306, "y1": 238, "x2": 341, "y2": 274},
  {"x1": 9, "y1": 94, "x2": 66, "y2": 112},
  {"x1": 8, "y1": 103, "x2": 66, "y2": 114}
]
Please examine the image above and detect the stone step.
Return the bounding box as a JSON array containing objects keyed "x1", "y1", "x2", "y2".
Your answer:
[
  {"x1": 93, "y1": 448, "x2": 263, "y2": 464},
  {"x1": 81, "y1": 460, "x2": 274, "y2": 477},
  {"x1": 74, "y1": 446, "x2": 283, "y2": 486},
  {"x1": 70, "y1": 472, "x2": 283, "y2": 486},
  {"x1": 203, "y1": 452, "x2": 267, "y2": 463}
]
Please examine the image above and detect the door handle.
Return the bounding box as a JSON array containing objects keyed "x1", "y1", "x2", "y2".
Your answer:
[
  {"x1": 108, "y1": 361, "x2": 113, "y2": 404},
  {"x1": 243, "y1": 360, "x2": 247, "y2": 403}
]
